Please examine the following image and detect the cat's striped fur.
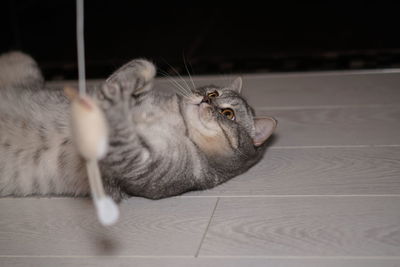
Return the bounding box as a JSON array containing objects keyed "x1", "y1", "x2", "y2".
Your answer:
[{"x1": 0, "y1": 52, "x2": 276, "y2": 201}]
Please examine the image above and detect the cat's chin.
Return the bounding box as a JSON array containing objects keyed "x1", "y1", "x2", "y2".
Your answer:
[
  {"x1": 198, "y1": 102, "x2": 212, "y2": 123},
  {"x1": 185, "y1": 104, "x2": 232, "y2": 156},
  {"x1": 185, "y1": 103, "x2": 218, "y2": 134}
]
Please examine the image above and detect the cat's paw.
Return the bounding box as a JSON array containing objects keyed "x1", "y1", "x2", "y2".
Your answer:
[
  {"x1": 96, "y1": 59, "x2": 156, "y2": 120},
  {"x1": 96, "y1": 82, "x2": 132, "y2": 124},
  {"x1": 133, "y1": 59, "x2": 156, "y2": 84},
  {"x1": 99, "y1": 82, "x2": 125, "y2": 103},
  {"x1": 106, "y1": 59, "x2": 156, "y2": 96}
]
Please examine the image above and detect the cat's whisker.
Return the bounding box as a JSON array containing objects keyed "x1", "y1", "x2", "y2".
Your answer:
[
  {"x1": 166, "y1": 81, "x2": 192, "y2": 100},
  {"x1": 159, "y1": 60, "x2": 187, "y2": 89},
  {"x1": 162, "y1": 62, "x2": 193, "y2": 95},
  {"x1": 175, "y1": 92, "x2": 193, "y2": 103},
  {"x1": 167, "y1": 83, "x2": 190, "y2": 97},
  {"x1": 183, "y1": 55, "x2": 196, "y2": 91},
  {"x1": 159, "y1": 71, "x2": 193, "y2": 99},
  {"x1": 165, "y1": 77, "x2": 192, "y2": 98}
]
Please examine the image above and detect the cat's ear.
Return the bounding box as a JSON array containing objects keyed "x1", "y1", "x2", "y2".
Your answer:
[
  {"x1": 230, "y1": 77, "x2": 243, "y2": 94},
  {"x1": 253, "y1": 117, "x2": 277, "y2": 147}
]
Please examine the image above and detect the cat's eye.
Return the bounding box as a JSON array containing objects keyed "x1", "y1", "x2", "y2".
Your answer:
[
  {"x1": 207, "y1": 91, "x2": 219, "y2": 98},
  {"x1": 220, "y1": 108, "x2": 235, "y2": 120}
]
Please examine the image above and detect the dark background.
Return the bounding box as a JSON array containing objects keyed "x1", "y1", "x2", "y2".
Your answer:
[{"x1": 2, "y1": 0, "x2": 400, "y2": 80}]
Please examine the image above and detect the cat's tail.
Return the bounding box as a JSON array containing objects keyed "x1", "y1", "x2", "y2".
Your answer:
[{"x1": 0, "y1": 51, "x2": 44, "y2": 88}]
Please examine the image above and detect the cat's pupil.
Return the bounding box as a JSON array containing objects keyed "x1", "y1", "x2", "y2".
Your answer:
[{"x1": 221, "y1": 108, "x2": 235, "y2": 120}]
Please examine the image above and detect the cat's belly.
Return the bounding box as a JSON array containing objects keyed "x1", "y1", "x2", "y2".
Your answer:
[{"x1": 0, "y1": 115, "x2": 90, "y2": 197}]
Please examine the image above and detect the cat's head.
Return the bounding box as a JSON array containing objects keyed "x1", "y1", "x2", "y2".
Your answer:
[{"x1": 182, "y1": 77, "x2": 277, "y2": 174}]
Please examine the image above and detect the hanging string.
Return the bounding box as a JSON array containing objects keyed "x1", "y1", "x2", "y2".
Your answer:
[
  {"x1": 76, "y1": 0, "x2": 86, "y2": 96},
  {"x1": 70, "y1": 0, "x2": 119, "y2": 226}
]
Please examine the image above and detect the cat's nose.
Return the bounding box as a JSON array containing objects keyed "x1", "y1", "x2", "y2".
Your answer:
[{"x1": 202, "y1": 95, "x2": 211, "y2": 104}]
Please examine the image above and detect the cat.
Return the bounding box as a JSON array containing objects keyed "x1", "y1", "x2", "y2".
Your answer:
[{"x1": 0, "y1": 51, "x2": 277, "y2": 202}]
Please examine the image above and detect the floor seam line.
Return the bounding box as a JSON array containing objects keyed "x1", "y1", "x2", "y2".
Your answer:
[
  {"x1": 0, "y1": 255, "x2": 193, "y2": 258},
  {"x1": 181, "y1": 194, "x2": 400, "y2": 198},
  {"x1": 2, "y1": 195, "x2": 399, "y2": 200},
  {"x1": 199, "y1": 255, "x2": 400, "y2": 260},
  {"x1": 256, "y1": 104, "x2": 400, "y2": 111},
  {"x1": 269, "y1": 144, "x2": 400, "y2": 150},
  {"x1": 1, "y1": 255, "x2": 399, "y2": 259},
  {"x1": 195, "y1": 197, "x2": 220, "y2": 258}
]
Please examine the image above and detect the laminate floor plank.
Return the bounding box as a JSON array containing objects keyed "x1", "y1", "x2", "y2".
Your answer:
[
  {"x1": 258, "y1": 106, "x2": 400, "y2": 147},
  {"x1": 0, "y1": 197, "x2": 217, "y2": 256},
  {"x1": 186, "y1": 147, "x2": 400, "y2": 196},
  {"x1": 1, "y1": 257, "x2": 399, "y2": 267},
  {"x1": 239, "y1": 72, "x2": 400, "y2": 109},
  {"x1": 199, "y1": 197, "x2": 400, "y2": 257}
]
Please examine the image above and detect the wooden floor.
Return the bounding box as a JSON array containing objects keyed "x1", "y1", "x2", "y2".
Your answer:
[{"x1": 1, "y1": 70, "x2": 400, "y2": 267}]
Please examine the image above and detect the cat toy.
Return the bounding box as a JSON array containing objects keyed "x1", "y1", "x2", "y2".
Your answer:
[{"x1": 65, "y1": 0, "x2": 119, "y2": 226}]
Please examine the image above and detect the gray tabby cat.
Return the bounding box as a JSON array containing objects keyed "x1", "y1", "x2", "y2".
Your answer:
[{"x1": 0, "y1": 51, "x2": 277, "y2": 201}]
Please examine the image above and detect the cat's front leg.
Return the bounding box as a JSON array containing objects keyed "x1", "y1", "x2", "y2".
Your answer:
[
  {"x1": 95, "y1": 80, "x2": 152, "y2": 201},
  {"x1": 92, "y1": 59, "x2": 156, "y2": 201}
]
